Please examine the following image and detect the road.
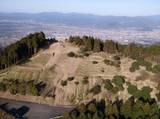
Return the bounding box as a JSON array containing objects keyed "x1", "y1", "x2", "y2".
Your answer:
[{"x1": 0, "y1": 98, "x2": 73, "y2": 119}]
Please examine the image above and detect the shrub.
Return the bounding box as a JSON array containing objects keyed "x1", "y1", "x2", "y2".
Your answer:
[
  {"x1": 111, "y1": 87, "x2": 119, "y2": 94},
  {"x1": 152, "y1": 65, "x2": 160, "y2": 73},
  {"x1": 88, "y1": 103, "x2": 97, "y2": 113},
  {"x1": 82, "y1": 76, "x2": 89, "y2": 85},
  {"x1": 140, "y1": 86, "x2": 152, "y2": 100},
  {"x1": 27, "y1": 81, "x2": 39, "y2": 96},
  {"x1": 0, "y1": 79, "x2": 45, "y2": 96},
  {"x1": 103, "y1": 59, "x2": 120, "y2": 67},
  {"x1": 78, "y1": 54, "x2": 84, "y2": 58},
  {"x1": 127, "y1": 83, "x2": 152, "y2": 100},
  {"x1": 137, "y1": 59, "x2": 153, "y2": 72},
  {"x1": 0, "y1": 82, "x2": 6, "y2": 91},
  {"x1": 9, "y1": 80, "x2": 18, "y2": 95},
  {"x1": 83, "y1": 52, "x2": 90, "y2": 57},
  {"x1": 67, "y1": 52, "x2": 76, "y2": 57},
  {"x1": 67, "y1": 77, "x2": 75, "y2": 81},
  {"x1": 156, "y1": 93, "x2": 160, "y2": 101},
  {"x1": 104, "y1": 80, "x2": 113, "y2": 91},
  {"x1": 52, "y1": 52, "x2": 55, "y2": 56},
  {"x1": 83, "y1": 76, "x2": 89, "y2": 80},
  {"x1": 29, "y1": 85, "x2": 39, "y2": 96},
  {"x1": 101, "y1": 68, "x2": 105, "y2": 73},
  {"x1": 18, "y1": 82, "x2": 26, "y2": 95},
  {"x1": 74, "y1": 81, "x2": 79, "y2": 85},
  {"x1": 61, "y1": 80, "x2": 67, "y2": 86},
  {"x1": 130, "y1": 61, "x2": 140, "y2": 72},
  {"x1": 62, "y1": 97, "x2": 160, "y2": 119},
  {"x1": 130, "y1": 59, "x2": 153, "y2": 73},
  {"x1": 127, "y1": 83, "x2": 138, "y2": 96},
  {"x1": 113, "y1": 60, "x2": 121, "y2": 67},
  {"x1": 113, "y1": 55, "x2": 121, "y2": 60},
  {"x1": 90, "y1": 85, "x2": 101, "y2": 95},
  {"x1": 103, "y1": 59, "x2": 114, "y2": 65},
  {"x1": 82, "y1": 77, "x2": 89, "y2": 85},
  {"x1": 112, "y1": 75, "x2": 125, "y2": 89},
  {"x1": 92, "y1": 61, "x2": 98, "y2": 64},
  {"x1": 144, "y1": 61, "x2": 152, "y2": 71}
]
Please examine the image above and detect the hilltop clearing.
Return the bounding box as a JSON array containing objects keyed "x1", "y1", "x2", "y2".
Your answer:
[{"x1": 0, "y1": 38, "x2": 160, "y2": 106}]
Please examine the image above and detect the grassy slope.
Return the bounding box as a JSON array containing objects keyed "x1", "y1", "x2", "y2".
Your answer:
[{"x1": 0, "y1": 41, "x2": 159, "y2": 105}]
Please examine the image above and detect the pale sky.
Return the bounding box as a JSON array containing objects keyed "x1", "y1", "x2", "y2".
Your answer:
[{"x1": 1, "y1": 0, "x2": 160, "y2": 16}]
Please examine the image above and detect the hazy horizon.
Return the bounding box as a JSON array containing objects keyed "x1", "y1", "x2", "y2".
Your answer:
[
  {"x1": 1, "y1": 0, "x2": 160, "y2": 16},
  {"x1": 0, "y1": 11, "x2": 160, "y2": 17}
]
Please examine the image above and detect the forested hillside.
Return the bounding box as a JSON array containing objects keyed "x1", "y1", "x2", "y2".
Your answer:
[
  {"x1": 60, "y1": 36, "x2": 160, "y2": 119},
  {"x1": 69, "y1": 36, "x2": 160, "y2": 63},
  {"x1": 0, "y1": 32, "x2": 56, "y2": 70},
  {"x1": 62, "y1": 97, "x2": 160, "y2": 119}
]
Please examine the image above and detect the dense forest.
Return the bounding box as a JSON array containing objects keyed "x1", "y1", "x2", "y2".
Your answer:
[
  {"x1": 0, "y1": 79, "x2": 46, "y2": 96},
  {"x1": 0, "y1": 32, "x2": 56, "y2": 70},
  {"x1": 68, "y1": 36, "x2": 160, "y2": 63},
  {"x1": 62, "y1": 97, "x2": 160, "y2": 119}
]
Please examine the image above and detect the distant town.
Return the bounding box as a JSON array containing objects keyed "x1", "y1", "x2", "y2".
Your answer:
[{"x1": 0, "y1": 12, "x2": 160, "y2": 47}]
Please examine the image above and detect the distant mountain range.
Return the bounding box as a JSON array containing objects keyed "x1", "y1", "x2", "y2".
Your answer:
[{"x1": 0, "y1": 12, "x2": 160, "y2": 30}]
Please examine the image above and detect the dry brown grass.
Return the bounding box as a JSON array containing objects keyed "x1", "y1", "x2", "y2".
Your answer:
[
  {"x1": 0, "y1": 41, "x2": 159, "y2": 105},
  {"x1": 135, "y1": 70, "x2": 151, "y2": 81}
]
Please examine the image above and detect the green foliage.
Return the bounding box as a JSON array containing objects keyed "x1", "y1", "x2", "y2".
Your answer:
[
  {"x1": 93, "y1": 39, "x2": 103, "y2": 52},
  {"x1": 103, "y1": 59, "x2": 114, "y2": 66},
  {"x1": 0, "y1": 32, "x2": 53, "y2": 70},
  {"x1": 62, "y1": 97, "x2": 160, "y2": 119},
  {"x1": 140, "y1": 86, "x2": 152, "y2": 100},
  {"x1": 18, "y1": 82, "x2": 26, "y2": 95},
  {"x1": 29, "y1": 83, "x2": 39, "y2": 96},
  {"x1": 127, "y1": 83, "x2": 152, "y2": 100},
  {"x1": 104, "y1": 80, "x2": 113, "y2": 91},
  {"x1": 104, "y1": 76, "x2": 125, "y2": 94},
  {"x1": 88, "y1": 103, "x2": 97, "y2": 113},
  {"x1": 68, "y1": 36, "x2": 160, "y2": 64},
  {"x1": 90, "y1": 85, "x2": 101, "y2": 95},
  {"x1": 156, "y1": 85, "x2": 160, "y2": 102},
  {"x1": 61, "y1": 80, "x2": 67, "y2": 86},
  {"x1": 156, "y1": 93, "x2": 160, "y2": 101},
  {"x1": 103, "y1": 40, "x2": 121, "y2": 54},
  {"x1": 112, "y1": 75, "x2": 125, "y2": 88},
  {"x1": 130, "y1": 61, "x2": 140, "y2": 72},
  {"x1": 0, "y1": 82, "x2": 6, "y2": 91},
  {"x1": 0, "y1": 79, "x2": 44, "y2": 96},
  {"x1": 130, "y1": 59, "x2": 160, "y2": 74},
  {"x1": 127, "y1": 83, "x2": 138, "y2": 95},
  {"x1": 130, "y1": 59, "x2": 153, "y2": 73},
  {"x1": 152, "y1": 64, "x2": 160, "y2": 73},
  {"x1": 111, "y1": 87, "x2": 120, "y2": 94},
  {"x1": 9, "y1": 80, "x2": 18, "y2": 95},
  {"x1": 67, "y1": 52, "x2": 76, "y2": 57}
]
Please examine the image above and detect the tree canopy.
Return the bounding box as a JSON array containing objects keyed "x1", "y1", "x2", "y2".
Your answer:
[
  {"x1": 0, "y1": 32, "x2": 56, "y2": 70},
  {"x1": 68, "y1": 36, "x2": 160, "y2": 63}
]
